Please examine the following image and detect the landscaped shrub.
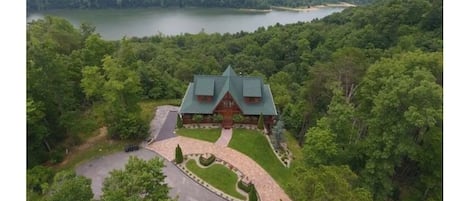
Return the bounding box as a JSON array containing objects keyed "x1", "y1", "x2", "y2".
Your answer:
[
  {"x1": 272, "y1": 116, "x2": 285, "y2": 149},
  {"x1": 248, "y1": 185, "x2": 258, "y2": 201},
  {"x1": 176, "y1": 115, "x2": 183, "y2": 128},
  {"x1": 257, "y1": 113, "x2": 264, "y2": 130},
  {"x1": 237, "y1": 180, "x2": 254, "y2": 193},
  {"x1": 175, "y1": 144, "x2": 183, "y2": 164},
  {"x1": 199, "y1": 154, "x2": 216, "y2": 166},
  {"x1": 192, "y1": 114, "x2": 203, "y2": 127},
  {"x1": 233, "y1": 114, "x2": 244, "y2": 123},
  {"x1": 212, "y1": 114, "x2": 223, "y2": 123}
]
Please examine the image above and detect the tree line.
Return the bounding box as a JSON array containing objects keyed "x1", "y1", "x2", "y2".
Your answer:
[
  {"x1": 27, "y1": 0, "x2": 376, "y2": 12},
  {"x1": 27, "y1": 0, "x2": 442, "y2": 200}
]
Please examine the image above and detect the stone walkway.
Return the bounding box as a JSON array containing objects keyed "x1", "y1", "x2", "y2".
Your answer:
[
  {"x1": 147, "y1": 136, "x2": 292, "y2": 201},
  {"x1": 215, "y1": 128, "x2": 233, "y2": 147}
]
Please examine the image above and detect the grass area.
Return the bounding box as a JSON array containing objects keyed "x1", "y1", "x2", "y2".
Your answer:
[
  {"x1": 139, "y1": 99, "x2": 181, "y2": 124},
  {"x1": 55, "y1": 138, "x2": 141, "y2": 171},
  {"x1": 228, "y1": 129, "x2": 301, "y2": 191},
  {"x1": 56, "y1": 99, "x2": 180, "y2": 171},
  {"x1": 285, "y1": 130, "x2": 304, "y2": 164},
  {"x1": 186, "y1": 159, "x2": 246, "y2": 200},
  {"x1": 176, "y1": 128, "x2": 221, "y2": 143}
]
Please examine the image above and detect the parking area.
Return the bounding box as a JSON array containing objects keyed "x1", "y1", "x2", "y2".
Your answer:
[{"x1": 75, "y1": 148, "x2": 225, "y2": 201}]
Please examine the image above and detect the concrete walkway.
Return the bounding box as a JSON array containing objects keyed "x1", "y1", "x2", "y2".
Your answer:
[
  {"x1": 214, "y1": 128, "x2": 232, "y2": 147},
  {"x1": 148, "y1": 136, "x2": 292, "y2": 201}
]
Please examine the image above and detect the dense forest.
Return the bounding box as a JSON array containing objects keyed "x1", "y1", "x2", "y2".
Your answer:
[
  {"x1": 27, "y1": 0, "x2": 442, "y2": 200},
  {"x1": 27, "y1": 0, "x2": 376, "y2": 12}
]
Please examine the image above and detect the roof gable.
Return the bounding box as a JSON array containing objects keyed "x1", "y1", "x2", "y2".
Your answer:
[{"x1": 222, "y1": 65, "x2": 238, "y2": 77}]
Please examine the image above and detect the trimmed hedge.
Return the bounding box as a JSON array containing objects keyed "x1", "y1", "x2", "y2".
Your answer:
[
  {"x1": 237, "y1": 180, "x2": 258, "y2": 201},
  {"x1": 199, "y1": 154, "x2": 216, "y2": 166},
  {"x1": 249, "y1": 185, "x2": 258, "y2": 201},
  {"x1": 237, "y1": 180, "x2": 254, "y2": 193}
]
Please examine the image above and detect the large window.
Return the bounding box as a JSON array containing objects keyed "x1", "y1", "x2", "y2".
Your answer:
[{"x1": 223, "y1": 100, "x2": 234, "y2": 108}]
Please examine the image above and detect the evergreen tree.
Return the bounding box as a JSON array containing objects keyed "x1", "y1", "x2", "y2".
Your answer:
[
  {"x1": 175, "y1": 144, "x2": 183, "y2": 164},
  {"x1": 257, "y1": 113, "x2": 264, "y2": 130},
  {"x1": 176, "y1": 115, "x2": 183, "y2": 129}
]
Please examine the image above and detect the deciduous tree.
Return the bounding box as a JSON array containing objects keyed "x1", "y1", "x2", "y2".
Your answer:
[
  {"x1": 287, "y1": 165, "x2": 372, "y2": 201},
  {"x1": 81, "y1": 56, "x2": 147, "y2": 139},
  {"x1": 101, "y1": 156, "x2": 171, "y2": 201},
  {"x1": 46, "y1": 170, "x2": 93, "y2": 201}
]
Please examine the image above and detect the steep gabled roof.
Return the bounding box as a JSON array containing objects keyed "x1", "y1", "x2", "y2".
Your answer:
[
  {"x1": 222, "y1": 65, "x2": 237, "y2": 77},
  {"x1": 179, "y1": 66, "x2": 277, "y2": 116}
]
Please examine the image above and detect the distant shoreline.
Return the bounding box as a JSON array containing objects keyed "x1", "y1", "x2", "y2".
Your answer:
[
  {"x1": 238, "y1": 8, "x2": 273, "y2": 13},
  {"x1": 28, "y1": 2, "x2": 355, "y2": 15},
  {"x1": 271, "y1": 2, "x2": 356, "y2": 12}
]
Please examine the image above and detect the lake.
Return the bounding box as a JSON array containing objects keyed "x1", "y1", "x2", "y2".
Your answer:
[{"x1": 27, "y1": 7, "x2": 345, "y2": 40}]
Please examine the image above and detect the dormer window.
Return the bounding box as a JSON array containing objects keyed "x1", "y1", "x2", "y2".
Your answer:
[
  {"x1": 198, "y1": 95, "x2": 213, "y2": 102},
  {"x1": 243, "y1": 79, "x2": 262, "y2": 104},
  {"x1": 245, "y1": 97, "x2": 261, "y2": 104}
]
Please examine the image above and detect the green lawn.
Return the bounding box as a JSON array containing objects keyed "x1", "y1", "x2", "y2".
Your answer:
[
  {"x1": 176, "y1": 128, "x2": 221, "y2": 143},
  {"x1": 56, "y1": 138, "x2": 141, "y2": 171},
  {"x1": 185, "y1": 159, "x2": 246, "y2": 200},
  {"x1": 228, "y1": 129, "x2": 299, "y2": 191},
  {"x1": 285, "y1": 130, "x2": 304, "y2": 165}
]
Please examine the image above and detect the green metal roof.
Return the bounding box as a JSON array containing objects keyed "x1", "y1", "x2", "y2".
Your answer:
[
  {"x1": 243, "y1": 79, "x2": 262, "y2": 97},
  {"x1": 222, "y1": 65, "x2": 237, "y2": 77},
  {"x1": 194, "y1": 77, "x2": 214, "y2": 96},
  {"x1": 179, "y1": 66, "x2": 277, "y2": 116}
]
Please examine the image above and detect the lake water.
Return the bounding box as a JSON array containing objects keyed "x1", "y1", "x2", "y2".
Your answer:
[{"x1": 27, "y1": 7, "x2": 344, "y2": 40}]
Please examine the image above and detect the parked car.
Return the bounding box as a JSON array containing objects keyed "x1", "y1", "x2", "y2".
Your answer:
[{"x1": 124, "y1": 144, "x2": 139, "y2": 152}]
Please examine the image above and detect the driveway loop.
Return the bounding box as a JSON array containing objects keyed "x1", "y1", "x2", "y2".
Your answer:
[
  {"x1": 75, "y1": 149, "x2": 225, "y2": 201},
  {"x1": 148, "y1": 136, "x2": 292, "y2": 201}
]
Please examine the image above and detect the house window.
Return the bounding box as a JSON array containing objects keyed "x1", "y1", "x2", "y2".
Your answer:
[{"x1": 224, "y1": 100, "x2": 233, "y2": 108}]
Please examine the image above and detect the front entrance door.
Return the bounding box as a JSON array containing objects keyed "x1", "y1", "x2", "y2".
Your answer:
[{"x1": 222, "y1": 111, "x2": 233, "y2": 128}]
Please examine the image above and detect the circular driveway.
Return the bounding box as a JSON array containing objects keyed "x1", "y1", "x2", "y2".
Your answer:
[{"x1": 75, "y1": 149, "x2": 225, "y2": 201}]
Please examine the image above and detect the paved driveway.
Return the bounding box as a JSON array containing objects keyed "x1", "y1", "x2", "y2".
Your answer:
[
  {"x1": 75, "y1": 149, "x2": 225, "y2": 201},
  {"x1": 155, "y1": 111, "x2": 177, "y2": 141}
]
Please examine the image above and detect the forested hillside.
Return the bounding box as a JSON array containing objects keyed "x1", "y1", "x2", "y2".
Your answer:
[
  {"x1": 27, "y1": 0, "x2": 442, "y2": 200},
  {"x1": 27, "y1": 0, "x2": 375, "y2": 12}
]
